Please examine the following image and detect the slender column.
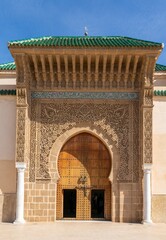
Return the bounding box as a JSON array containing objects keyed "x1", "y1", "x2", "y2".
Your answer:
[
  {"x1": 14, "y1": 162, "x2": 26, "y2": 224},
  {"x1": 142, "y1": 163, "x2": 152, "y2": 224}
]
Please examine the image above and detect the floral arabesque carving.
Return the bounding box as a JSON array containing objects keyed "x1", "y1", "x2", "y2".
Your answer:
[
  {"x1": 29, "y1": 100, "x2": 139, "y2": 182},
  {"x1": 143, "y1": 109, "x2": 152, "y2": 163},
  {"x1": 16, "y1": 108, "x2": 26, "y2": 162}
]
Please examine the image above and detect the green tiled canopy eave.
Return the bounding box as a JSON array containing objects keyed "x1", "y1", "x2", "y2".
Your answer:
[
  {"x1": 8, "y1": 36, "x2": 163, "y2": 48},
  {"x1": 155, "y1": 63, "x2": 166, "y2": 72},
  {"x1": 0, "y1": 62, "x2": 16, "y2": 70}
]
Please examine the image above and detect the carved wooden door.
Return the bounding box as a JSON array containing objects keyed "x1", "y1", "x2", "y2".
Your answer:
[{"x1": 56, "y1": 133, "x2": 111, "y2": 220}]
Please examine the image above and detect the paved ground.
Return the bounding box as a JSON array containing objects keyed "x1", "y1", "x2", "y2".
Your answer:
[{"x1": 0, "y1": 221, "x2": 166, "y2": 240}]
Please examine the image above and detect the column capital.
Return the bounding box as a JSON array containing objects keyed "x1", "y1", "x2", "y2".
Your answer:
[
  {"x1": 142, "y1": 163, "x2": 152, "y2": 171},
  {"x1": 16, "y1": 162, "x2": 26, "y2": 170}
]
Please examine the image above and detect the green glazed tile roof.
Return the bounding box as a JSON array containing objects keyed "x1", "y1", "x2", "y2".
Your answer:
[
  {"x1": 155, "y1": 63, "x2": 166, "y2": 72},
  {"x1": 0, "y1": 89, "x2": 16, "y2": 95},
  {"x1": 8, "y1": 36, "x2": 162, "y2": 48},
  {"x1": 0, "y1": 62, "x2": 16, "y2": 70}
]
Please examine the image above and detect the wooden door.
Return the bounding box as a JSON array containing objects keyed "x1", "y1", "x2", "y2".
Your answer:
[{"x1": 56, "y1": 133, "x2": 111, "y2": 220}]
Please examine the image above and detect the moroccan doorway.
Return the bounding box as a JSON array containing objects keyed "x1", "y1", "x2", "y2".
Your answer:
[{"x1": 56, "y1": 133, "x2": 111, "y2": 220}]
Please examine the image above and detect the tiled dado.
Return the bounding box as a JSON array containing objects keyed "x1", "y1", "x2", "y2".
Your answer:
[{"x1": 152, "y1": 195, "x2": 166, "y2": 223}]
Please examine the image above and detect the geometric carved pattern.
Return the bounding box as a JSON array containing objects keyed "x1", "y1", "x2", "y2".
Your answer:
[
  {"x1": 16, "y1": 108, "x2": 26, "y2": 162},
  {"x1": 31, "y1": 91, "x2": 139, "y2": 100},
  {"x1": 143, "y1": 109, "x2": 152, "y2": 163},
  {"x1": 144, "y1": 89, "x2": 153, "y2": 106},
  {"x1": 29, "y1": 99, "x2": 140, "y2": 183}
]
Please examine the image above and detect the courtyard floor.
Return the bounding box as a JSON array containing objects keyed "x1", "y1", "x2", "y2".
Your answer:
[{"x1": 0, "y1": 221, "x2": 166, "y2": 240}]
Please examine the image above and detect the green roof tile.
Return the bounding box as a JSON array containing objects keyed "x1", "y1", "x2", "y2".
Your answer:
[
  {"x1": 155, "y1": 63, "x2": 166, "y2": 72},
  {"x1": 8, "y1": 36, "x2": 162, "y2": 48},
  {"x1": 0, "y1": 62, "x2": 16, "y2": 70}
]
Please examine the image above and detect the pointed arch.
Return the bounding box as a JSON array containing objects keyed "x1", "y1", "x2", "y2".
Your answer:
[{"x1": 49, "y1": 127, "x2": 117, "y2": 182}]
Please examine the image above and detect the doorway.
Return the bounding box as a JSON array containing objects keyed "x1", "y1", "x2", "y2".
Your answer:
[
  {"x1": 91, "y1": 190, "x2": 104, "y2": 218},
  {"x1": 63, "y1": 189, "x2": 76, "y2": 218},
  {"x1": 57, "y1": 133, "x2": 111, "y2": 220}
]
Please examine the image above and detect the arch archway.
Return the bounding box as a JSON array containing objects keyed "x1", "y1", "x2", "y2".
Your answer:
[{"x1": 56, "y1": 132, "x2": 112, "y2": 220}]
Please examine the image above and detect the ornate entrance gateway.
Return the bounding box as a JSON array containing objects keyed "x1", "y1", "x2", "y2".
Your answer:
[
  {"x1": 9, "y1": 36, "x2": 162, "y2": 223},
  {"x1": 56, "y1": 133, "x2": 111, "y2": 220}
]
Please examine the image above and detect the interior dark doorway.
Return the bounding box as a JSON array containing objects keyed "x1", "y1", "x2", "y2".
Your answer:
[
  {"x1": 63, "y1": 189, "x2": 76, "y2": 218},
  {"x1": 91, "y1": 190, "x2": 104, "y2": 218}
]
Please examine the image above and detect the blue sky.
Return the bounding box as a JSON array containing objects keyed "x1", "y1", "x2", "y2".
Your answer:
[{"x1": 1, "y1": 0, "x2": 166, "y2": 64}]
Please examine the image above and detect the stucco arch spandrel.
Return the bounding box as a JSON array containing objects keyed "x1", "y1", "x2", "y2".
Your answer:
[
  {"x1": 34, "y1": 101, "x2": 137, "y2": 182},
  {"x1": 49, "y1": 127, "x2": 118, "y2": 183}
]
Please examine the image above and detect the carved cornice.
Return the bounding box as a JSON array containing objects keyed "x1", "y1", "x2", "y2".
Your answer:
[{"x1": 12, "y1": 52, "x2": 160, "y2": 91}]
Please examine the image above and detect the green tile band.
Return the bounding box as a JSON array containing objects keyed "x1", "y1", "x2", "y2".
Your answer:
[
  {"x1": 31, "y1": 91, "x2": 139, "y2": 100},
  {"x1": 0, "y1": 89, "x2": 16, "y2": 95}
]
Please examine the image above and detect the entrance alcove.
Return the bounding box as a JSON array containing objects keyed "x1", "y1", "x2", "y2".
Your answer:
[{"x1": 51, "y1": 131, "x2": 113, "y2": 220}]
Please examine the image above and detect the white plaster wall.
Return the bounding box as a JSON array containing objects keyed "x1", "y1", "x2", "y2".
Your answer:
[
  {"x1": 0, "y1": 96, "x2": 16, "y2": 161},
  {"x1": 152, "y1": 98, "x2": 166, "y2": 194}
]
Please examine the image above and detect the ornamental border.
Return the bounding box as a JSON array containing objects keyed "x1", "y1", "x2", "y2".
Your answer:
[{"x1": 31, "y1": 91, "x2": 139, "y2": 100}]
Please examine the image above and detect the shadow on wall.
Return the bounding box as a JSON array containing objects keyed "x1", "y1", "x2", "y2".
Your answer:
[
  {"x1": 0, "y1": 160, "x2": 17, "y2": 223},
  {"x1": 0, "y1": 192, "x2": 16, "y2": 223}
]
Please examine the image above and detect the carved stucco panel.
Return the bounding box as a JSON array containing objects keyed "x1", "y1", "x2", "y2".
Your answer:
[
  {"x1": 143, "y1": 109, "x2": 152, "y2": 163},
  {"x1": 29, "y1": 99, "x2": 139, "y2": 182},
  {"x1": 16, "y1": 108, "x2": 26, "y2": 162}
]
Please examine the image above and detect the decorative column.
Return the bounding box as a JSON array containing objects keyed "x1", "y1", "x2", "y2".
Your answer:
[
  {"x1": 14, "y1": 162, "x2": 26, "y2": 224},
  {"x1": 13, "y1": 54, "x2": 30, "y2": 223},
  {"x1": 142, "y1": 164, "x2": 152, "y2": 224},
  {"x1": 140, "y1": 56, "x2": 157, "y2": 224}
]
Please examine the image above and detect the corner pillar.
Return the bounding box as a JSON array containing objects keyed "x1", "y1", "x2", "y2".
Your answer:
[{"x1": 14, "y1": 162, "x2": 26, "y2": 224}]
